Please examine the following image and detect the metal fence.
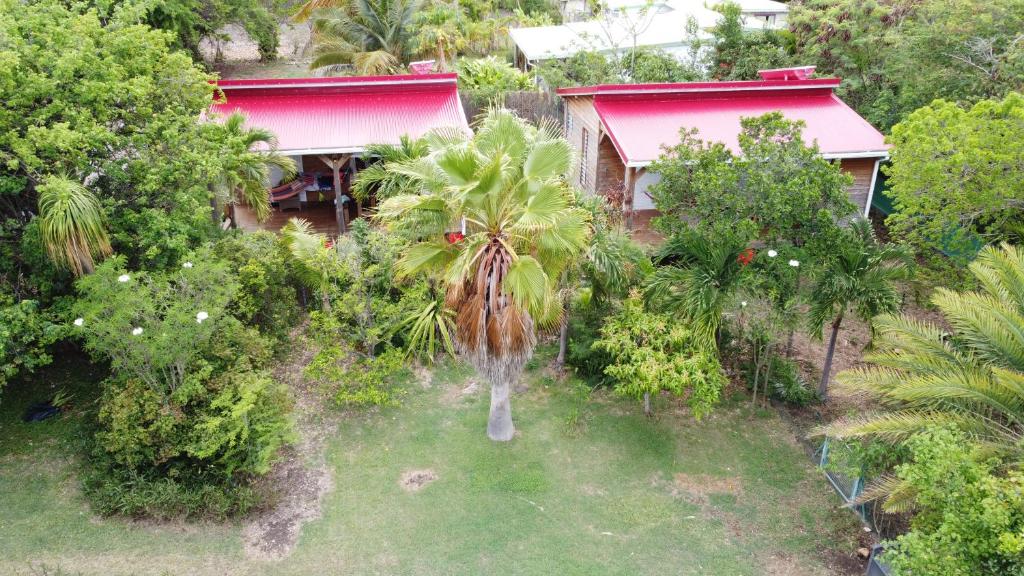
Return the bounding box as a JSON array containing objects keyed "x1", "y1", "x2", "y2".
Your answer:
[{"x1": 815, "y1": 438, "x2": 871, "y2": 524}]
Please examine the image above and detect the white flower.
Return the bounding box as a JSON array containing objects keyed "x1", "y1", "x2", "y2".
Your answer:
[
  {"x1": 117, "y1": 274, "x2": 130, "y2": 283},
  {"x1": 740, "y1": 301, "x2": 747, "y2": 308},
  {"x1": 788, "y1": 259, "x2": 800, "y2": 267},
  {"x1": 131, "y1": 327, "x2": 143, "y2": 336},
  {"x1": 73, "y1": 318, "x2": 84, "y2": 327},
  {"x1": 767, "y1": 250, "x2": 778, "y2": 258},
  {"x1": 182, "y1": 261, "x2": 194, "y2": 269},
  {"x1": 196, "y1": 311, "x2": 209, "y2": 323}
]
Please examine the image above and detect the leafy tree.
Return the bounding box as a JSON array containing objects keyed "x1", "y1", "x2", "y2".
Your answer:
[
  {"x1": 807, "y1": 219, "x2": 909, "y2": 400},
  {"x1": 885, "y1": 428, "x2": 1024, "y2": 576},
  {"x1": 0, "y1": 1, "x2": 235, "y2": 277},
  {"x1": 885, "y1": 93, "x2": 1024, "y2": 259},
  {"x1": 374, "y1": 109, "x2": 590, "y2": 441},
  {"x1": 648, "y1": 112, "x2": 854, "y2": 249},
  {"x1": 594, "y1": 294, "x2": 725, "y2": 416},
  {"x1": 709, "y1": 2, "x2": 793, "y2": 80},
  {"x1": 209, "y1": 112, "x2": 297, "y2": 223},
  {"x1": 820, "y1": 243, "x2": 1024, "y2": 461},
  {"x1": 788, "y1": 0, "x2": 903, "y2": 128},
  {"x1": 94, "y1": 0, "x2": 283, "y2": 61},
  {"x1": 304, "y1": 0, "x2": 421, "y2": 73},
  {"x1": 36, "y1": 175, "x2": 112, "y2": 276}
]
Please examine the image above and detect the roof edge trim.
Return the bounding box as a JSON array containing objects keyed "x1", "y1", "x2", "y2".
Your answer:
[{"x1": 557, "y1": 78, "x2": 841, "y2": 97}]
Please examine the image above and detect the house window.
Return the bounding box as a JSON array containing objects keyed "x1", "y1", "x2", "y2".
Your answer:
[
  {"x1": 565, "y1": 112, "x2": 574, "y2": 136},
  {"x1": 579, "y1": 128, "x2": 589, "y2": 187}
]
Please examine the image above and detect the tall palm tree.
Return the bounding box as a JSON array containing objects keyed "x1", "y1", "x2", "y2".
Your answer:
[
  {"x1": 374, "y1": 109, "x2": 590, "y2": 441},
  {"x1": 212, "y1": 112, "x2": 297, "y2": 223},
  {"x1": 821, "y1": 242, "x2": 1024, "y2": 462},
  {"x1": 808, "y1": 219, "x2": 909, "y2": 399},
  {"x1": 305, "y1": 0, "x2": 420, "y2": 74},
  {"x1": 36, "y1": 175, "x2": 112, "y2": 276},
  {"x1": 644, "y1": 226, "x2": 751, "y2": 348}
]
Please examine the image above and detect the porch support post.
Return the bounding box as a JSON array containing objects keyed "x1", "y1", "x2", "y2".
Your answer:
[
  {"x1": 623, "y1": 166, "x2": 635, "y2": 230},
  {"x1": 349, "y1": 155, "x2": 361, "y2": 217},
  {"x1": 319, "y1": 154, "x2": 350, "y2": 234}
]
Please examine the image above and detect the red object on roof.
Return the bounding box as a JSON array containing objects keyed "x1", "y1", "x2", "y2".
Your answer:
[
  {"x1": 758, "y1": 66, "x2": 816, "y2": 81},
  {"x1": 557, "y1": 75, "x2": 888, "y2": 167},
  {"x1": 210, "y1": 74, "x2": 468, "y2": 155}
]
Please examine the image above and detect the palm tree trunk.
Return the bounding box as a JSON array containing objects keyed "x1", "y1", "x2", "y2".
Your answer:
[
  {"x1": 487, "y1": 376, "x2": 515, "y2": 441},
  {"x1": 818, "y1": 313, "x2": 843, "y2": 401},
  {"x1": 556, "y1": 315, "x2": 569, "y2": 367},
  {"x1": 643, "y1": 391, "x2": 651, "y2": 416}
]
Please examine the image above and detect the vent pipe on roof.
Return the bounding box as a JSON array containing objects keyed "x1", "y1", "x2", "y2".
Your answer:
[{"x1": 757, "y1": 66, "x2": 816, "y2": 81}]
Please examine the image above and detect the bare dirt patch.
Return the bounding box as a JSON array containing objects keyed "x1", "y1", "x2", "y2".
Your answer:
[
  {"x1": 672, "y1": 473, "x2": 743, "y2": 500},
  {"x1": 399, "y1": 469, "x2": 438, "y2": 492},
  {"x1": 441, "y1": 379, "x2": 479, "y2": 405},
  {"x1": 242, "y1": 324, "x2": 339, "y2": 561}
]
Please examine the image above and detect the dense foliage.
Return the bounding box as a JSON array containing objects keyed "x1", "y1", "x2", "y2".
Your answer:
[
  {"x1": 594, "y1": 295, "x2": 725, "y2": 417},
  {"x1": 886, "y1": 428, "x2": 1024, "y2": 576},
  {"x1": 885, "y1": 93, "x2": 1024, "y2": 259},
  {"x1": 73, "y1": 255, "x2": 294, "y2": 517},
  {"x1": 648, "y1": 113, "x2": 854, "y2": 249}
]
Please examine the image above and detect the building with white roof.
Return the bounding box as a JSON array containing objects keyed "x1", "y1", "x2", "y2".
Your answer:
[{"x1": 518, "y1": 0, "x2": 788, "y2": 70}]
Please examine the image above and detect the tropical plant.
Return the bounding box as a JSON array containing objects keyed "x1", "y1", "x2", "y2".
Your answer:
[
  {"x1": 374, "y1": 108, "x2": 590, "y2": 441},
  {"x1": 350, "y1": 135, "x2": 429, "y2": 204},
  {"x1": 883, "y1": 427, "x2": 1024, "y2": 576},
  {"x1": 820, "y1": 242, "x2": 1024, "y2": 460},
  {"x1": 35, "y1": 175, "x2": 112, "y2": 276},
  {"x1": 456, "y1": 56, "x2": 535, "y2": 102},
  {"x1": 304, "y1": 0, "x2": 421, "y2": 73},
  {"x1": 280, "y1": 218, "x2": 347, "y2": 311},
  {"x1": 210, "y1": 112, "x2": 296, "y2": 223},
  {"x1": 644, "y1": 225, "x2": 753, "y2": 347},
  {"x1": 594, "y1": 294, "x2": 725, "y2": 417},
  {"x1": 411, "y1": 2, "x2": 469, "y2": 70},
  {"x1": 807, "y1": 219, "x2": 909, "y2": 399}
]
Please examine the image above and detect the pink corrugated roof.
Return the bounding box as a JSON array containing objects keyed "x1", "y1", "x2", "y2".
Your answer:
[
  {"x1": 210, "y1": 74, "x2": 469, "y2": 154},
  {"x1": 558, "y1": 77, "x2": 889, "y2": 166}
]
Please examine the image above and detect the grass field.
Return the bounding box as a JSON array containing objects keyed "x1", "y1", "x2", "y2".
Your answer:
[{"x1": 0, "y1": 346, "x2": 862, "y2": 575}]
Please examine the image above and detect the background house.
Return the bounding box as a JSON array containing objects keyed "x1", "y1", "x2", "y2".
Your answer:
[
  {"x1": 515, "y1": 0, "x2": 789, "y2": 71},
  {"x1": 556, "y1": 66, "x2": 890, "y2": 229},
  {"x1": 210, "y1": 73, "x2": 469, "y2": 234}
]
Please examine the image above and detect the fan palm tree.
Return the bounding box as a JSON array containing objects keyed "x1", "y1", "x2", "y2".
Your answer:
[
  {"x1": 36, "y1": 175, "x2": 112, "y2": 276},
  {"x1": 808, "y1": 219, "x2": 910, "y2": 400},
  {"x1": 212, "y1": 112, "x2": 297, "y2": 223},
  {"x1": 374, "y1": 109, "x2": 590, "y2": 441},
  {"x1": 305, "y1": 0, "x2": 420, "y2": 74},
  {"x1": 350, "y1": 135, "x2": 429, "y2": 205},
  {"x1": 821, "y1": 242, "x2": 1024, "y2": 462},
  {"x1": 644, "y1": 226, "x2": 752, "y2": 348}
]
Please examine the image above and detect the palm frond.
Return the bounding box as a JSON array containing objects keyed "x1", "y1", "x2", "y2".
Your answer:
[{"x1": 36, "y1": 175, "x2": 112, "y2": 276}]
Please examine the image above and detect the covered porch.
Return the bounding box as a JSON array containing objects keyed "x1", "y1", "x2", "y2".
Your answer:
[{"x1": 210, "y1": 73, "x2": 469, "y2": 235}]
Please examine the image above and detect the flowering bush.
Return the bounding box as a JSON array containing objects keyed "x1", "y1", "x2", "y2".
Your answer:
[{"x1": 73, "y1": 254, "x2": 293, "y2": 518}]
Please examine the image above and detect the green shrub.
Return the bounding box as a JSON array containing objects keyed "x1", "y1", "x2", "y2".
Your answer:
[
  {"x1": 886, "y1": 428, "x2": 1024, "y2": 576},
  {"x1": 594, "y1": 295, "x2": 726, "y2": 417},
  {"x1": 457, "y1": 56, "x2": 535, "y2": 102},
  {"x1": 73, "y1": 255, "x2": 293, "y2": 518},
  {"x1": 212, "y1": 231, "x2": 301, "y2": 343},
  {"x1": 565, "y1": 295, "x2": 617, "y2": 386},
  {"x1": 744, "y1": 356, "x2": 814, "y2": 406},
  {"x1": 0, "y1": 297, "x2": 60, "y2": 402}
]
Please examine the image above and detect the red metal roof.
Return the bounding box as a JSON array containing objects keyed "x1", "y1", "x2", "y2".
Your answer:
[
  {"x1": 210, "y1": 74, "x2": 469, "y2": 155},
  {"x1": 557, "y1": 77, "x2": 888, "y2": 166}
]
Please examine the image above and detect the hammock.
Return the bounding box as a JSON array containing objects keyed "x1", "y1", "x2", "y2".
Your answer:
[{"x1": 270, "y1": 179, "x2": 304, "y2": 203}]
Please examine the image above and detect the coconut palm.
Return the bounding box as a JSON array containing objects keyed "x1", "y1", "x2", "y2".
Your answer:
[
  {"x1": 808, "y1": 219, "x2": 909, "y2": 400},
  {"x1": 821, "y1": 242, "x2": 1024, "y2": 462},
  {"x1": 374, "y1": 108, "x2": 590, "y2": 441},
  {"x1": 212, "y1": 112, "x2": 297, "y2": 223},
  {"x1": 644, "y1": 225, "x2": 752, "y2": 348},
  {"x1": 306, "y1": 0, "x2": 420, "y2": 74},
  {"x1": 36, "y1": 175, "x2": 112, "y2": 276}
]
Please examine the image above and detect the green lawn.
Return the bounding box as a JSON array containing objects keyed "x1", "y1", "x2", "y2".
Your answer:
[{"x1": 0, "y1": 347, "x2": 861, "y2": 575}]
